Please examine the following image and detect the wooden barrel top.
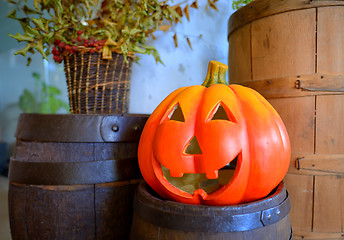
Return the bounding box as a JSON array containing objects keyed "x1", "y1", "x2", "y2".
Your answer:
[
  {"x1": 133, "y1": 182, "x2": 290, "y2": 233},
  {"x1": 15, "y1": 113, "x2": 149, "y2": 142},
  {"x1": 228, "y1": 0, "x2": 344, "y2": 37}
]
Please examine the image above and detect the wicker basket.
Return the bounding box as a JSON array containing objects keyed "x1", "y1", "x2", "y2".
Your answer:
[{"x1": 64, "y1": 51, "x2": 133, "y2": 114}]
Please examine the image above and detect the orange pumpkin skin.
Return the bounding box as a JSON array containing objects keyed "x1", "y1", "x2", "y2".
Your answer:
[{"x1": 138, "y1": 62, "x2": 290, "y2": 206}]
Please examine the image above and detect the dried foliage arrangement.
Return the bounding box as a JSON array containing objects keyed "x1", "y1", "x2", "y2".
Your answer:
[
  {"x1": 8, "y1": 0, "x2": 218, "y2": 65},
  {"x1": 232, "y1": 0, "x2": 254, "y2": 10}
]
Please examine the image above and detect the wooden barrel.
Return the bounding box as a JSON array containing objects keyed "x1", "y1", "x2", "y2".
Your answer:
[
  {"x1": 130, "y1": 182, "x2": 292, "y2": 240},
  {"x1": 8, "y1": 113, "x2": 148, "y2": 240},
  {"x1": 228, "y1": 1, "x2": 344, "y2": 239}
]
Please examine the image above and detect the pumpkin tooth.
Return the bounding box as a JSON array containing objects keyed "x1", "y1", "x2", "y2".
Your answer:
[
  {"x1": 169, "y1": 170, "x2": 184, "y2": 178},
  {"x1": 206, "y1": 170, "x2": 218, "y2": 179},
  {"x1": 193, "y1": 189, "x2": 207, "y2": 199}
]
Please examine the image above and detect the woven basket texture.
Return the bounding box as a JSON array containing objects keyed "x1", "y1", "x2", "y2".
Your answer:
[{"x1": 64, "y1": 51, "x2": 132, "y2": 114}]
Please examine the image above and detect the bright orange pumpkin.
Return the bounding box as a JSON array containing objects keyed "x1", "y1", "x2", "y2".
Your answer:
[{"x1": 138, "y1": 61, "x2": 290, "y2": 206}]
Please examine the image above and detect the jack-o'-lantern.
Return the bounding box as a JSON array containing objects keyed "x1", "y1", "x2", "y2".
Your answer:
[{"x1": 138, "y1": 61, "x2": 290, "y2": 206}]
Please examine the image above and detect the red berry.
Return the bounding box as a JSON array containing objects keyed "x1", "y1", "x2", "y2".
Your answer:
[
  {"x1": 65, "y1": 45, "x2": 71, "y2": 50},
  {"x1": 77, "y1": 30, "x2": 82, "y2": 35},
  {"x1": 54, "y1": 39, "x2": 61, "y2": 45},
  {"x1": 77, "y1": 36, "x2": 82, "y2": 42},
  {"x1": 58, "y1": 42, "x2": 66, "y2": 48},
  {"x1": 90, "y1": 49, "x2": 95, "y2": 53}
]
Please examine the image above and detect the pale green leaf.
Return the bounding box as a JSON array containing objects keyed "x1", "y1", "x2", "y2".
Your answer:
[
  {"x1": 32, "y1": 18, "x2": 44, "y2": 30},
  {"x1": 14, "y1": 44, "x2": 32, "y2": 57},
  {"x1": 33, "y1": 40, "x2": 47, "y2": 59},
  {"x1": 23, "y1": 5, "x2": 42, "y2": 15},
  {"x1": 7, "y1": 9, "x2": 17, "y2": 19},
  {"x1": 33, "y1": 0, "x2": 41, "y2": 10},
  {"x1": 8, "y1": 32, "x2": 34, "y2": 42},
  {"x1": 25, "y1": 25, "x2": 40, "y2": 37},
  {"x1": 47, "y1": 86, "x2": 61, "y2": 95}
]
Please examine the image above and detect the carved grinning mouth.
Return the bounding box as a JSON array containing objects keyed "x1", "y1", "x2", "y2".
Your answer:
[{"x1": 161, "y1": 155, "x2": 238, "y2": 195}]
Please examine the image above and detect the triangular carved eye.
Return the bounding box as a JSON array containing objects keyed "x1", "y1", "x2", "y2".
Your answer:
[
  {"x1": 211, "y1": 103, "x2": 230, "y2": 121},
  {"x1": 168, "y1": 104, "x2": 185, "y2": 122}
]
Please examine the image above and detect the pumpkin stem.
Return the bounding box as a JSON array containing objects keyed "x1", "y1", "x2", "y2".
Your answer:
[{"x1": 202, "y1": 61, "x2": 228, "y2": 87}]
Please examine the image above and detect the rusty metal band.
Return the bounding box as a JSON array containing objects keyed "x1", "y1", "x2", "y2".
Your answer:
[
  {"x1": 9, "y1": 158, "x2": 141, "y2": 185},
  {"x1": 15, "y1": 114, "x2": 149, "y2": 143},
  {"x1": 134, "y1": 183, "x2": 291, "y2": 233}
]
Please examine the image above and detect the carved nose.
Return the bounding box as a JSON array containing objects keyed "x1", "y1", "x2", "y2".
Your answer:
[{"x1": 184, "y1": 136, "x2": 202, "y2": 154}]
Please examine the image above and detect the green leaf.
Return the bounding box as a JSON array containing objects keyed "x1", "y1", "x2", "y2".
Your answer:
[
  {"x1": 7, "y1": 9, "x2": 17, "y2": 19},
  {"x1": 47, "y1": 86, "x2": 61, "y2": 95},
  {"x1": 19, "y1": 89, "x2": 38, "y2": 113},
  {"x1": 14, "y1": 44, "x2": 32, "y2": 57},
  {"x1": 18, "y1": 18, "x2": 30, "y2": 31},
  {"x1": 44, "y1": 48, "x2": 50, "y2": 56},
  {"x1": 48, "y1": 97, "x2": 61, "y2": 113},
  {"x1": 131, "y1": 45, "x2": 146, "y2": 54},
  {"x1": 61, "y1": 101, "x2": 70, "y2": 112},
  {"x1": 8, "y1": 33, "x2": 34, "y2": 42},
  {"x1": 32, "y1": 72, "x2": 40, "y2": 80},
  {"x1": 129, "y1": 28, "x2": 141, "y2": 35},
  {"x1": 32, "y1": 18, "x2": 44, "y2": 30},
  {"x1": 33, "y1": 0, "x2": 41, "y2": 10},
  {"x1": 23, "y1": 5, "x2": 42, "y2": 15},
  {"x1": 44, "y1": 32, "x2": 54, "y2": 41},
  {"x1": 40, "y1": 102, "x2": 50, "y2": 113},
  {"x1": 25, "y1": 25, "x2": 40, "y2": 37},
  {"x1": 33, "y1": 40, "x2": 47, "y2": 59}
]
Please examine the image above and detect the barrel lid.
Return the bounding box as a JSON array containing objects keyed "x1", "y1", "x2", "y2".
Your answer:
[
  {"x1": 228, "y1": 0, "x2": 344, "y2": 38},
  {"x1": 133, "y1": 182, "x2": 291, "y2": 233},
  {"x1": 15, "y1": 113, "x2": 149, "y2": 143}
]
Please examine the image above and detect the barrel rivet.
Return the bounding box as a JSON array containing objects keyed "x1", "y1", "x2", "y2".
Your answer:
[
  {"x1": 277, "y1": 210, "x2": 281, "y2": 215},
  {"x1": 112, "y1": 125, "x2": 119, "y2": 132},
  {"x1": 133, "y1": 124, "x2": 140, "y2": 131},
  {"x1": 267, "y1": 214, "x2": 272, "y2": 220}
]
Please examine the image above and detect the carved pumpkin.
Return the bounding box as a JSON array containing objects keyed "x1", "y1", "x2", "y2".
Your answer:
[{"x1": 138, "y1": 61, "x2": 290, "y2": 206}]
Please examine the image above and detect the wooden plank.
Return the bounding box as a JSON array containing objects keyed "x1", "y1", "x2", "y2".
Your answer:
[
  {"x1": 228, "y1": 0, "x2": 344, "y2": 36},
  {"x1": 342, "y1": 176, "x2": 344, "y2": 233},
  {"x1": 8, "y1": 183, "x2": 95, "y2": 239},
  {"x1": 95, "y1": 180, "x2": 139, "y2": 240},
  {"x1": 313, "y1": 175, "x2": 343, "y2": 232},
  {"x1": 316, "y1": 95, "x2": 344, "y2": 154},
  {"x1": 296, "y1": 154, "x2": 344, "y2": 175},
  {"x1": 251, "y1": 9, "x2": 316, "y2": 81},
  {"x1": 288, "y1": 153, "x2": 344, "y2": 176},
  {"x1": 231, "y1": 74, "x2": 344, "y2": 98},
  {"x1": 294, "y1": 230, "x2": 344, "y2": 239},
  {"x1": 268, "y1": 97, "x2": 315, "y2": 154},
  {"x1": 317, "y1": 6, "x2": 344, "y2": 74},
  {"x1": 296, "y1": 74, "x2": 344, "y2": 92},
  {"x1": 283, "y1": 174, "x2": 313, "y2": 232},
  {"x1": 228, "y1": 23, "x2": 251, "y2": 84}
]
